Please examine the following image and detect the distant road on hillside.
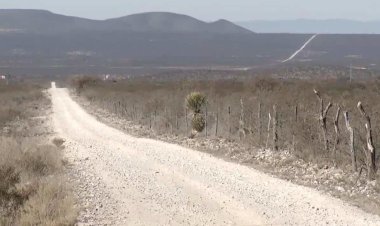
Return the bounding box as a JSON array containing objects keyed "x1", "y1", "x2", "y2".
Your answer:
[{"x1": 282, "y1": 34, "x2": 318, "y2": 63}]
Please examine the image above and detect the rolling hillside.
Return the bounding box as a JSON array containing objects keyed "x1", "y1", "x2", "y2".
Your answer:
[{"x1": 0, "y1": 9, "x2": 251, "y2": 34}]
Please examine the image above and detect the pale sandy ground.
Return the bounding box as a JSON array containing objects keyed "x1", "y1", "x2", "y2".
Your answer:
[{"x1": 50, "y1": 84, "x2": 380, "y2": 226}]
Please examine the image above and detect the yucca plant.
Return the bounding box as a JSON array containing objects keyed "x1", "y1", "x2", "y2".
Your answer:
[
  {"x1": 186, "y1": 92, "x2": 206, "y2": 114},
  {"x1": 191, "y1": 113, "x2": 206, "y2": 133},
  {"x1": 186, "y1": 92, "x2": 207, "y2": 134}
]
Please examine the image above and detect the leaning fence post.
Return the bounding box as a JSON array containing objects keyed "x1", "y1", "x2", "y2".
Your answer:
[
  {"x1": 343, "y1": 111, "x2": 357, "y2": 172},
  {"x1": 333, "y1": 106, "x2": 341, "y2": 159},
  {"x1": 357, "y1": 102, "x2": 376, "y2": 180}
]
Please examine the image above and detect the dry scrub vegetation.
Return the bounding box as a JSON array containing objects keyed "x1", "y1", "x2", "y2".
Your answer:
[
  {"x1": 72, "y1": 73, "x2": 380, "y2": 214},
  {"x1": 0, "y1": 82, "x2": 76, "y2": 226}
]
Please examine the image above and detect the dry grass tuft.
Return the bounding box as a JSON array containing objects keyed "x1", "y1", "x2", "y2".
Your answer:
[
  {"x1": 19, "y1": 178, "x2": 77, "y2": 226},
  {"x1": 21, "y1": 144, "x2": 63, "y2": 176}
]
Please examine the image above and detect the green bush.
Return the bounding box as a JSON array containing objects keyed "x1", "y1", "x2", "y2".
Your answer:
[
  {"x1": 186, "y1": 92, "x2": 206, "y2": 114},
  {"x1": 192, "y1": 113, "x2": 206, "y2": 133},
  {"x1": 186, "y1": 92, "x2": 207, "y2": 133}
]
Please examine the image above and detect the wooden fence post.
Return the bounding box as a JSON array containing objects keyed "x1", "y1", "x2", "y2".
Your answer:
[
  {"x1": 132, "y1": 104, "x2": 136, "y2": 120},
  {"x1": 176, "y1": 112, "x2": 179, "y2": 131},
  {"x1": 118, "y1": 101, "x2": 121, "y2": 116},
  {"x1": 258, "y1": 102, "x2": 262, "y2": 145},
  {"x1": 357, "y1": 102, "x2": 376, "y2": 180},
  {"x1": 154, "y1": 109, "x2": 157, "y2": 129},
  {"x1": 239, "y1": 98, "x2": 246, "y2": 140},
  {"x1": 333, "y1": 106, "x2": 341, "y2": 159},
  {"x1": 215, "y1": 111, "x2": 219, "y2": 137},
  {"x1": 185, "y1": 107, "x2": 188, "y2": 132},
  {"x1": 343, "y1": 111, "x2": 357, "y2": 172},
  {"x1": 228, "y1": 106, "x2": 231, "y2": 137},
  {"x1": 314, "y1": 89, "x2": 332, "y2": 151},
  {"x1": 292, "y1": 104, "x2": 298, "y2": 152},
  {"x1": 170, "y1": 111, "x2": 173, "y2": 134},
  {"x1": 266, "y1": 112, "x2": 272, "y2": 150},
  {"x1": 273, "y1": 105, "x2": 278, "y2": 151},
  {"x1": 205, "y1": 103, "x2": 208, "y2": 137},
  {"x1": 149, "y1": 114, "x2": 152, "y2": 129}
]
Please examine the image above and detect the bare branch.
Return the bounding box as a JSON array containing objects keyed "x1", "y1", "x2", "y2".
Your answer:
[{"x1": 323, "y1": 103, "x2": 332, "y2": 118}]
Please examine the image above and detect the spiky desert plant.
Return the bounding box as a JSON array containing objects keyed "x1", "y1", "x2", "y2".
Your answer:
[
  {"x1": 186, "y1": 92, "x2": 206, "y2": 114},
  {"x1": 186, "y1": 92, "x2": 207, "y2": 133}
]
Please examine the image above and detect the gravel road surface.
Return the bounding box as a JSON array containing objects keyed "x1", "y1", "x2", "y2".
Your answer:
[{"x1": 50, "y1": 84, "x2": 380, "y2": 226}]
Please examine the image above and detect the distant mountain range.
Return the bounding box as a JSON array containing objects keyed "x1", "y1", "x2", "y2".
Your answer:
[
  {"x1": 236, "y1": 19, "x2": 380, "y2": 34},
  {"x1": 0, "y1": 9, "x2": 251, "y2": 34},
  {"x1": 1, "y1": 9, "x2": 380, "y2": 72}
]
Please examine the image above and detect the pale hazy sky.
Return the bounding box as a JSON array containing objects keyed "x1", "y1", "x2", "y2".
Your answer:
[{"x1": 1, "y1": 0, "x2": 379, "y2": 21}]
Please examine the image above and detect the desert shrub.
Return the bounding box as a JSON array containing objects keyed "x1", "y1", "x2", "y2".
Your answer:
[
  {"x1": 0, "y1": 166, "x2": 20, "y2": 200},
  {"x1": 191, "y1": 113, "x2": 206, "y2": 133},
  {"x1": 186, "y1": 92, "x2": 207, "y2": 133},
  {"x1": 20, "y1": 145, "x2": 63, "y2": 176},
  {"x1": 0, "y1": 165, "x2": 23, "y2": 217},
  {"x1": 0, "y1": 140, "x2": 75, "y2": 225}
]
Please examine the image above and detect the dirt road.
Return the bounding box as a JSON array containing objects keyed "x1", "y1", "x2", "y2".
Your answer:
[
  {"x1": 282, "y1": 34, "x2": 318, "y2": 63},
  {"x1": 50, "y1": 84, "x2": 380, "y2": 226}
]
